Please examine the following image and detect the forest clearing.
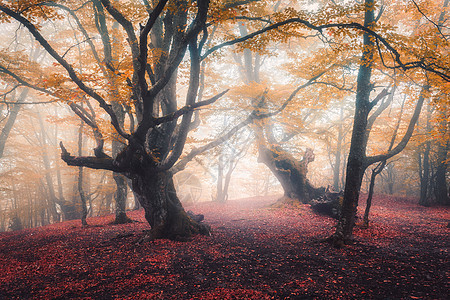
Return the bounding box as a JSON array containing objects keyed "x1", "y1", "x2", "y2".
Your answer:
[{"x1": 1, "y1": 194, "x2": 448, "y2": 299}]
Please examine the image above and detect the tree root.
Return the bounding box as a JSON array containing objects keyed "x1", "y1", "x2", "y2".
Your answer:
[
  {"x1": 270, "y1": 196, "x2": 305, "y2": 208},
  {"x1": 321, "y1": 233, "x2": 353, "y2": 248},
  {"x1": 111, "y1": 215, "x2": 133, "y2": 225}
]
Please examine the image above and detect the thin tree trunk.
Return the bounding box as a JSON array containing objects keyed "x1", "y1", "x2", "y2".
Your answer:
[
  {"x1": 362, "y1": 161, "x2": 386, "y2": 226},
  {"x1": 215, "y1": 153, "x2": 225, "y2": 202},
  {"x1": 419, "y1": 102, "x2": 432, "y2": 206},
  {"x1": 37, "y1": 111, "x2": 60, "y2": 222},
  {"x1": 333, "y1": 107, "x2": 345, "y2": 191},
  {"x1": 331, "y1": 0, "x2": 376, "y2": 247},
  {"x1": 435, "y1": 136, "x2": 449, "y2": 205},
  {"x1": 77, "y1": 120, "x2": 88, "y2": 226},
  {"x1": 0, "y1": 89, "x2": 28, "y2": 158},
  {"x1": 419, "y1": 141, "x2": 431, "y2": 206}
]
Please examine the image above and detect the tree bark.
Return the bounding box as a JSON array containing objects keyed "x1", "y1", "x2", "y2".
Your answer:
[
  {"x1": 130, "y1": 170, "x2": 210, "y2": 241},
  {"x1": 258, "y1": 145, "x2": 323, "y2": 203},
  {"x1": 333, "y1": 107, "x2": 345, "y2": 191},
  {"x1": 331, "y1": 0, "x2": 376, "y2": 247},
  {"x1": 362, "y1": 161, "x2": 386, "y2": 227},
  {"x1": 0, "y1": 89, "x2": 27, "y2": 158},
  {"x1": 435, "y1": 135, "x2": 449, "y2": 206},
  {"x1": 419, "y1": 101, "x2": 433, "y2": 206},
  {"x1": 113, "y1": 173, "x2": 131, "y2": 223},
  {"x1": 419, "y1": 141, "x2": 431, "y2": 206},
  {"x1": 77, "y1": 120, "x2": 88, "y2": 226}
]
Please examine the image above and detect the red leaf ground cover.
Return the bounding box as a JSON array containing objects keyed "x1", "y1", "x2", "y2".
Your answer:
[{"x1": 0, "y1": 195, "x2": 448, "y2": 299}]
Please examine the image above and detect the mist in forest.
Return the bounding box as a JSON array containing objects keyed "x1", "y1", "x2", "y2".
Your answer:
[
  {"x1": 0, "y1": 1, "x2": 448, "y2": 299},
  {"x1": 0, "y1": 0, "x2": 448, "y2": 236}
]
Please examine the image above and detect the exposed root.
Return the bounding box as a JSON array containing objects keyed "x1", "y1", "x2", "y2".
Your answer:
[
  {"x1": 357, "y1": 220, "x2": 370, "y2": 229},
  {"x1": 135, "y1": 213, "x2": 211, "y2": 244},
  {"x1": 110, "y1": 215, "x2": 133, "y2": 225},
  {"x1": 321, "y1": 233, "x2": 353, "y2": 248},
  {"x1": 270, "y1": 196, "x2": 305, "y2": 208}
]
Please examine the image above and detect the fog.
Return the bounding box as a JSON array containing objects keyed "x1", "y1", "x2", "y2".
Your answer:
[{"x1": 0, "y1": 0, "x2": 447, "y2": 232}]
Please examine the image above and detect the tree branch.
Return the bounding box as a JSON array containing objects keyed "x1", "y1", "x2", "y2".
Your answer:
[
  {"x1": 171, "y1": 72, "x2": 327, "y2": 173},
  {"x1": 138, "y1": 0, "x2": 169, "y2": 98},
  {"x1": 60, "y1": 142, "x2": 121, "y2": 172},
  {"x1": 365, "y1": 85, "x2": 428, "y2": 166},
  {"x1": 0, "y1": 63, "x2": 109, "y2": 157},
  {"x1": 99, "y1": 0, "x2": 139, "y2": 61},
  {"x1": 154, "y1": 89, "x2": 228, "y2": 126},
  {"x1": 0, "y1": 4, "x2": 131, "y2": 140},
  {"x1": 201, "y1": 18, "x2": 450, "y2": 81},
  {"x1": 410, "y1": 0, "x2": 448, "y2": 42}
]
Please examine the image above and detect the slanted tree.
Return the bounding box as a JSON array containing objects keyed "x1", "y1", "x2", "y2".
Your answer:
[{"x1": 0, "y1": 89, "x2": 24, "y2": 159}]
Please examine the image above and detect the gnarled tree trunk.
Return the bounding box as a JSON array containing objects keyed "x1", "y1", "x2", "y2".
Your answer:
[
  {"x1": 130, "y1": 170, "x2": 209, "y2": 241},
  {"x1": 258, "y1": 145, "x2": 324, "y2": 203}
]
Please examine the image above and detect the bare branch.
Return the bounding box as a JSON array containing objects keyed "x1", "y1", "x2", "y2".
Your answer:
[
  {"x1": 172, "y1": 71, "x2": 327, "y2": 173},
  {"x1": 60, "y1": 142, "x2": 121, "y2": 172},
  {"x1": 410, "y1": 0, "x2": 448, "y2": 42},
  {"x1": 201, "y1": 18, "x2": 450, "y2": 81},
  {"x1": 154, "y1": 89, "x2": 229, "y2": 126},
  {"x1": 365, "y1": 85, "x2": 427, "y2": 166}
]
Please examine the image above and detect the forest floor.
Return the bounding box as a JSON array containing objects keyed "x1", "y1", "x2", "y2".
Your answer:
[{"x1": 0, "y1": 194, "x2": 448, "y2": 299}]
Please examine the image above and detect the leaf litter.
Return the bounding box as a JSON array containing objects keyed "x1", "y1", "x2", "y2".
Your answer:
[{"x1": 0, "y1": 194, "x2": 448, "y2": 299}]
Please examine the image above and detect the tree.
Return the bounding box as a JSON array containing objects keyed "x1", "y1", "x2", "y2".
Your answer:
[
  {"x1": 434, "y1": 126, "x2": 449, "y2": 206},
  {"x1": 0, "y1": 89, "x2": 24, "y2": 159},
  {"x1": 362, "y1": 90, "x2": 406, "y2": 226},
  {"x1": 329, "y1": 0, "x2": 445, "y2": 246},
  {"x1": 0, "y1": 0, "x2": 232, "y2": 240}
]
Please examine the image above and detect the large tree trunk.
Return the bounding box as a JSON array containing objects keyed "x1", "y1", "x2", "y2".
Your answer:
[
  {"x1": 258, "y1": 145, "x2": 323, "y2": 203},
  {"x1": 130, "y1": 170, "x2": 210, "y2": 241}
]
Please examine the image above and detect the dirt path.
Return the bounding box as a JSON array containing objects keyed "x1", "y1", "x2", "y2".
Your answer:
[{"x1": 0, "y1": 195, "x2": 448, "y2": 299}]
